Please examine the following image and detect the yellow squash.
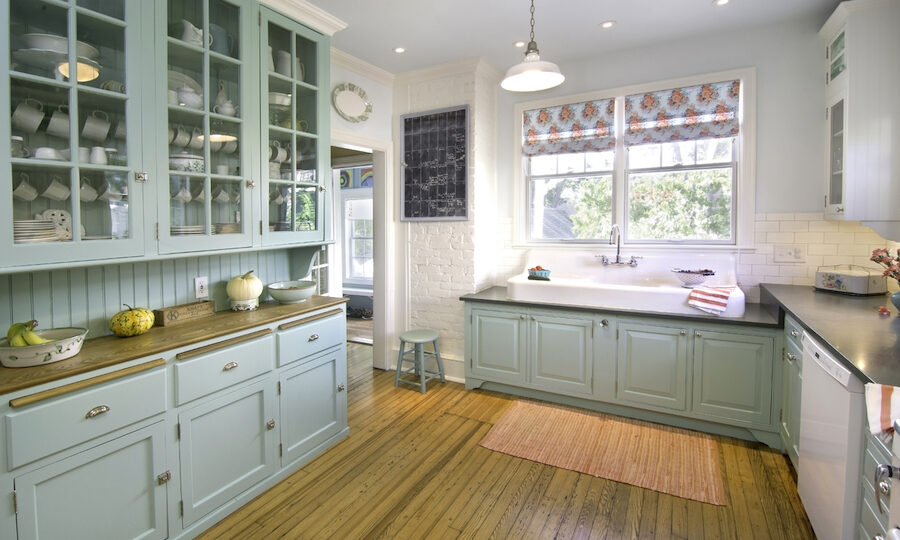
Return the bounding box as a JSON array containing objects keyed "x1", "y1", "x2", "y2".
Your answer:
[{"x1": 109, "y1": 304, "x2": 155, "y2": 337}]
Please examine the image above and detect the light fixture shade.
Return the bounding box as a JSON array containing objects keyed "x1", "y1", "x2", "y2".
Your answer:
[{"x1": 501, "y1": 53, "x2": 565, "y2": 92}]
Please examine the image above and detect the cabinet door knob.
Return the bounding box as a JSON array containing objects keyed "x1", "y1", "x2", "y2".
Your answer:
[
  {"x1": 519, "y1": 315, "x2": 526, "y2": 320},
  {"x1": 337, "y1": 384, "x2": 345, "y2": 392},
  {"x1": 245, "y1": 179, "x2": 256, "y2": 189},
  {"x1": 266, "y1": 419, "x2": 276, "y2": 430},
  {"x1": 308, "y1": 333, "x2": 319, "y2": 342},
  {"x1": 85, "y1": 405, "x2": 110, "y2": 419},
  {"x1": 134, "y1": 171, "x2": 148, "y2": 183},
  {"x1": 599, "y1": 319, "x2": 609, "y2": 328},
  {"x1": 786, "y1": 352, "x2": 797, "y2": 362},
  {"x1": 680, "y1": 330, "x2": 686, "y2": 336},
  {"x1": 790, "y1": 330, "x2": 800, "y2": 338},
  {"x1": 223, "y1": 361, "x2": 239, "y2": 371},
  {"x1": 695, "y1": 332, "x2": 702, "y2": 338}
]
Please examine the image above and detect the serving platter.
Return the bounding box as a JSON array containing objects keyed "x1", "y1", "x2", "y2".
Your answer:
[
  {"x1": 331, "y1": 82, "x2": 372, "y2": 123},
  {"x1": 167, "y1": 70, "x2": 202, "y2": 94}
]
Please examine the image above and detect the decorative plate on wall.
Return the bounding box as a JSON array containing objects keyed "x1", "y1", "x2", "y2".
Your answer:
[{"x1": 331, "y1": 82, "x2": 373, "y2": 123}]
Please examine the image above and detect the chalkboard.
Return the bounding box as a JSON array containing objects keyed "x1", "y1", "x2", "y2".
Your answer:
[{"x1": 400, "y1": 105, "x2": 468, "y2": 221}]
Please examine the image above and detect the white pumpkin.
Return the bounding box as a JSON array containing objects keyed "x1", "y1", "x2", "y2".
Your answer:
[{"x1": 226, "y1": 270, "x2": 263, "y2": 301}]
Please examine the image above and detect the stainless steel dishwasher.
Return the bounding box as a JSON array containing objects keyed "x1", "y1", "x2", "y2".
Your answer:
[{"x1": 798, "y1": 331, "x2": 865, "y2": 540}]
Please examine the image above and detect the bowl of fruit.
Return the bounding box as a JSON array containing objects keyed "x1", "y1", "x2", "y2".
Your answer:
[
  {"x1": 1, "y1": 320, "x2": 89, "y2": 368},
  {"x1": 527, "y1": 265, "x2": 551, "y2": 280}
]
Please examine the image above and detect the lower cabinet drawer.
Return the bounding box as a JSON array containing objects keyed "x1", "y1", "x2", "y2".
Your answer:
[
  {"x1": 859, "y1": 478, "x2": 888, "y2": 538},
  {"x1": 174, "y1": 331, "x2": 274, "y2": 406},
  {"x1": 6, "y1": 368, "x2": 166, "y2": 469},
  {"x1": 277, "y1": 311, "x2": 344, "y2": 366}
]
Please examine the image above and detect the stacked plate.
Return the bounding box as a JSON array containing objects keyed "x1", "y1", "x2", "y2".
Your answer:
[
  {"x1": 14, "y1": 219, "x2": 58, "y2": 243},
  {"x1": 213, "y1": 222, "x2": 240, "y2": 235},
  {"x1": 170, "y1": 225, "x2": 205, "y2": 236}
]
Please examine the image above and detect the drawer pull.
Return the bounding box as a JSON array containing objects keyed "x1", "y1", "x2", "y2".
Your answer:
[
  {"x1": 223, "y1": 361, "x2": 239, "y2": 371},
  {"x1": 786, "y1": 352, "x2": 797, "y2": 362},
  {"x1": 337, "y1": 384, "x2": 345, "y2": 392},
  {"x1": 266, "y1": 419, "x2": 276, "y2": 430},
  {"x1": 85, "y1": 405, "x2": 110, "y2": 419},
  {"x1": 308, "y1": 334, "x2": 319, "y2": 342},
  {"x1": 790, "y1": 330, "x2": 800, "y2": 338}
]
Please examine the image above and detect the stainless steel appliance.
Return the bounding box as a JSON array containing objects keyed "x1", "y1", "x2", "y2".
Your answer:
[{"x1": 798, "y1": 331, "x2": 865, "y2": 540}]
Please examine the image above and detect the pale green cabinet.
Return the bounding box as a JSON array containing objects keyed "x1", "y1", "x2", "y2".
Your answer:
[
  {"x1": 617, "y1": 322, "x2": 689, "y2": 411},
  {"x1": 279, "y1": 348, "x2": 347, "y2": 465},
  {"x1": 14, "y1": 421, "x2": 168, "y2": 540},
  {"x1": 691, "y1": 329, "x2": 774, "y2": 426},
  {"x1": 469, "y1": 307, "x2": 527, "y2": 385},
  {"x1": 530, "y1": 312, "x2": 593, "y2": 395},
  {"x1": 780, "y1": 316, "x2": 803, "y2": 469},
  {"x1": 177, "y1": 378, "x2": 277, "y2": 527}
]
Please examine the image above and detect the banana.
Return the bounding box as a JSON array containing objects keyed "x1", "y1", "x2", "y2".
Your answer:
[
  {"x1": 23, "y1": 330, "x2": 51, "y2": 345},
  {"x1": 6, "y1": 321, "x2": 27, "y2": 343},
  {"x1": 9, "y1": 333, "x2": 27, "y2": 347},
  {"x1": 5, "y1": 320, "x2": 51, "y2": 347}
]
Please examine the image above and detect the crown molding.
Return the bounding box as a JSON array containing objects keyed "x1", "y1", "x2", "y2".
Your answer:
[
  {"x1": 331, "y1": 48, "x2": 395, "y2": 87},
  {"x1": 260, "y1": 0, "x2": 347, "y2": 36}
]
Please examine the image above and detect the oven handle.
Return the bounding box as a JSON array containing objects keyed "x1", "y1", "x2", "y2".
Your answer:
[{"x1": 875, "y1": 463, "x2": 899, "y2": 514}]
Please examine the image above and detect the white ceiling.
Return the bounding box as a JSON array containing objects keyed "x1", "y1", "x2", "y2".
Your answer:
[{"x1": 308, "y1": 0, "x2": 842, "y2": 75}]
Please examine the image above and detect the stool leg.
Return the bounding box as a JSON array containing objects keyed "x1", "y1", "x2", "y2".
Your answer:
[
  {"x1": 394, "y1": 340, "x2": 405, "y2": 387},
  {"x1": 433, "y1": 339, "x2": 445, "y2": 383},
  {"x1": 417, "y1": 343, "x2": 426, "y2": 394}
]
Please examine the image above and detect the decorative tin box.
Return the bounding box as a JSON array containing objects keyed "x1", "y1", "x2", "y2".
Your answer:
[{"x1": 814, "y1": 265, "x2": 887, "y2": 296}]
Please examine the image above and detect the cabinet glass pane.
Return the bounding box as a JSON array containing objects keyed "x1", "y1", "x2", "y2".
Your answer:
[
  {"x1": 9, "y1": 0, "x2": 69, "y2": 80},
  {"x1": 830, "y1": 31, "x2": 845, "y2": 59},
  {"x1": 830, "y1": 55, "x2": 846, "y2": 82},
  {"x1": 80, "y1": 171, "x2": 129, "y2": 239},
  {"x1": 210, "y1": 178, "x2": 242, "y2": 234},
  {"x1": 829, "y1": 99, "x2": 844, "y2": 206},
  {"x1": 169, "y1": 176, "x2": 206, "y2": 232},
  {"x1": 12, "y1": 165, "x2": 74, "y2": 244}
]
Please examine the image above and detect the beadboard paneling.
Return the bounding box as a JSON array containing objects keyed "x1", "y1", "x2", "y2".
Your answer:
[{"x1": 0, "y1": 252, "x2": 292, "y2": 339}]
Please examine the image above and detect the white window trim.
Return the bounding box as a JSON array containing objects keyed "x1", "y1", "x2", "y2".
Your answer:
[
  {"x1": 341, "y1": 186, "x2": 374, "y2": 288},
  {"x1": 512, "y1": 67, "x2": 757, "y2": 251}
]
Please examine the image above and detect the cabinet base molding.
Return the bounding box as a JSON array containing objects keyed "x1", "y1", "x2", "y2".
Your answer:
[{"x1": 470, "y1": 381, "x2": 783, "y2": 449}]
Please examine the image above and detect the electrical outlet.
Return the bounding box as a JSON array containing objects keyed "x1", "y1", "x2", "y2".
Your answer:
[
  {"x1": 773, "y1": 244, "x2": 807, "y2": 263},
  {"x1": 194, "y1": 276, "x2": 209, "y2": 298}
]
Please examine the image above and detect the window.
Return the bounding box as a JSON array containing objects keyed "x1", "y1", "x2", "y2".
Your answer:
[
  {"x1": 518, "y1": 70, "x2": 754, "y2": 247},
  {"x1": 309, "y1": 245, "x2": 329, "y2": 295},
  {"x1": 345, "y1": 198, "x2": 373, "y2": 281}
]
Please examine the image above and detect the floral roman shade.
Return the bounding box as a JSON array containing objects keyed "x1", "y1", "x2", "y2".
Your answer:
[
  {"x1": 624, "y1": 80, "x2": 740, "y2": 146},
  {"x1": 522, "y1": 98, "x2": 615, "y2": 156}
]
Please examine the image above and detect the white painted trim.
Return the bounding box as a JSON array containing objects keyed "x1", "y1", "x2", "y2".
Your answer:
[
  {"x1": 331, "y1": 48, "x2": 395, "y2": 87},
  {"x1": 260, "y1": 0, "x2": 347, "y2": 36},
  {"x1": 331, "y1": 128, "x2": 396, "y2": 372},
  {"x1": 511, "y1": 66, "x2": 758, "y2": 249},
  {"x1": 394, "y1": 57, "x2": 498, "y2": 84}
]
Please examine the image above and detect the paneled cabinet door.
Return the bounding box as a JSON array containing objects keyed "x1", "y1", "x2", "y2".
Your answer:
[
  {"x1": 616, "y1": 322, "x2": 689, "y2": 411},
  {"x1": 259, "y1": 7, "x2": 331, "y2": 245},
  {"x1": 14, "y1": 421, "x2": 167, "y2": 540},
  {"x1": 3, "y1": 0, "x2": 147, "y2": 268},
  {"x1": 279, "y1": 348, "x2": 347, "y2": 465},
  {"x1": 781, "y1": 340, "x2": 802, "y2": 468},
  {"x1": 529, "y1": 314, "x2": 593, "y2": 395},
  {"x1": 178, "y1": 378, "x2": 277, "y2": 527},
  {"x1": 469, "y1": 308, "x2": 527, "y2": 385},
  {"x1": 156, "y1": 0, "x2": 257, "y2": 254},
  {"x1": 691, "y1": 330, "x2": 774, "y2": 427}
]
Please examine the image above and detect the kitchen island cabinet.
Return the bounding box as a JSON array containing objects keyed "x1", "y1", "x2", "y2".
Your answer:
[{"x1": 0, "y1": 297, "x2": 348, "y2": 540}]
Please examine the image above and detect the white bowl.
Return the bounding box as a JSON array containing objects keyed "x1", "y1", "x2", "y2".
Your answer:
[
  {"x1": 0, "y1": 327, "x2": 89, "y2": 368},
  {"x1": 268, "y1": 280, "x2": 316, "y2": 304},
  {"x1": 21, "y1": 33, "x2": 100, "y2": 59},
  {"x1": 169, "y1": 154, "x2": 204, "y2": 172},
  {"x1": 268, "y1": 92, "x2": 292, "y2": 106}
]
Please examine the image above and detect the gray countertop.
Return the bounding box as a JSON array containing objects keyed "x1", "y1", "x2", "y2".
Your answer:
[
  {"x1": 460, "y1": 286, "x2": 780, "y2": 328},
  {"x1": 761, "y1": 283, "x2": 900, "y2": 386}
]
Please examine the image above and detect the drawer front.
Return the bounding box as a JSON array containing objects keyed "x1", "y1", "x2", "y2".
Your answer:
[
  {"x1": 174, "y1": 333, "x2": 274, "y2": 406},
  {"x1": 6, "y1": 369, "x2": 166, "y2": 469},
  {"x1": 860, "y1": 477, "x2": 889, "y2": 537},
  {"x1": 863, "y1": 432, "x2": 893, "y2": 505},
  {"x1": 277, "y1": 313, "x2": 344, "y2": 366},
  {"x1": 784, "y1": 336, "x2": 802, "y2": 374},
  {"x1": 784, "y1": 315, "x2": 803, "y2": 350}
]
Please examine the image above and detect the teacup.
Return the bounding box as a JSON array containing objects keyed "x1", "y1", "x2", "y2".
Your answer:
[
  {"x1": 42, "y1": 176, "x2": 70, "y2": 201},
  {"x1": 215, "y1": 164, "x2": 229, "y2": 175},
  {"x1": 212, "y1": 187, "x2": 231, "y2": 203},
  {"x1": 45, "y1": 105, "x2": 70, "y2": 138},
  {"x1": 11, "y1": 98, "x2": 44, "y2": 133},
  {"x1": 77, "y1": 147, "x2": 91, "y2": 162},
  {"x1": 274, "y1": 50, "x2": 292, "y2": 77},
  {"x1": 172, "y1": 186, "x2": 192, "y2": 203},
  {"x1": 81, "y1": 110, "x2": 110, "y2": 141},
  {"x1": 268, "y1": 161, "x2": 281, "y2": 178},
  {"x1": 89, "y1": 146, "x2": 107, "y2": 165},
  {"x1": 13, "y1": 173, "x2": 38, "y2": 201},
  {"x1": 79, "y1": 179, "x2": 98, "y2": 202},
  {"x1": 188, "y1": 127, "x2": 204, "y2": 150},
  {"x1": 113, "y1": 120, "x2": 126, "y2": 139},
  {"x1": 171, "y1": 125, "x2": 191, "y2": 147},
  {"x1": 97, "y1": 182, "x2": 124, "y2": 201},
  {"x1": 33, "y1": 146, "x2": 63, "y2": 160},
  {"x1": 191, "y1": 185, "x2": 206, "y2": 202}
]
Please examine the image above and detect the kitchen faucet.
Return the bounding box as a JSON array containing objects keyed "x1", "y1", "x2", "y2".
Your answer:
[{"x1": 597, "y1": 224, "x2": 641, "y2": 266}]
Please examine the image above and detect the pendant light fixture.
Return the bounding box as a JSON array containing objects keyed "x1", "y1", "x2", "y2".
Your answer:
[{"x1": 501, "y1": 0, "x2": 564, "y2": 92}]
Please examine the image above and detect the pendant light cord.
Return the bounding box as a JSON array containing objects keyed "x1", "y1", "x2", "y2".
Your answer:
[{"x1": 529, "y1": 0, "x2": 535, "y2": 43}]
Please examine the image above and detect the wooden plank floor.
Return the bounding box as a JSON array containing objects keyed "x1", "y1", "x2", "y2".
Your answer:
[{"x1": 200, "y1": 343, "x2": 815, "y2": 539}]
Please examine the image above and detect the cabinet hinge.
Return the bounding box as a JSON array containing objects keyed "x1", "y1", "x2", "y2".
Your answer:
[
  {"x1": 176, "y1": 423, "x2": 181, "y2": 440},
  {"x1": 779, "y1": 409, "x2": 783, "y2": 422},
  {"x1": 155, "y1": 223, "x2": 159, "y2": 240},
  {"x1": 469, "y1": 314, "x2": 472, "y2": 324},
  {"x1": 279, "y1": 443, "x2": 283, "y2": 457},
  {"x1": 179, "y1": 501, "x2": 183, "y2": 516},
  {"x1": 260, "y1": 220, "x2": 263, "y2": 235},
  {"x1": 277, "y1": 381, "x2": 281, "y2": 395},
  {"x1": 825, "y1": 107, "x2": 828, "y2": 120},
  {"x1": 825, "y1": 45, "x2": 828, "y2": 60},
  {"x1": 12, "y1": 490, "x2": 16, "y2": 514},
  {"x1": 157, "y1": 470, "x2": 172, "y2": 485},
  {"x1": 824, "y1": 195, "x2": 828, "y2": 208},
  {"x1": 259, "y1": 12, "x2": 261, "y2": 25}
]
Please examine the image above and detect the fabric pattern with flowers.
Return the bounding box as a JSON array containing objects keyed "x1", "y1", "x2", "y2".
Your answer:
[
  {"x1": 624, "y1": 80, "x2": 740, "y2": 146},
  {"x1": 523, "y1": 98, "x2": 615, "y2": 156}
]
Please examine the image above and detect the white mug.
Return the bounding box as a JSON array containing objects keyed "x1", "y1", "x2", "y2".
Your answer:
[
  {"x1": 172, "y1": 186, "x2": 192, "y2": 203},
  {"x1": 188, "y1": 127, "x2": 204, "y2": 150},
  {"x1": 77, "y1": 146, "x2": 91, "y2": 162},
  {"x1": 114, "y1": 120, "x2": 126, "y2": 139},
  {"x1": 215, "y1": 164, "x2": 229, "y2": 175},
  {"x1": 268, "y1": 161, "x2": 281, "y2": 178},
  {"x1": 274, "y1": 50, "x2": 292, "y2": 77},
  {"x1": 212, "y1": 187, "x2": 231, "y2": 203},
  {"x1": 172, "y1": 125, "x2": 190, "y2": 147},
  {"x1": 45, "y1": 105, "x2": 70, "y2": 138},
  {"x1": 80, "y1": 179, "x2": 98, "y2": 202},
  {"x1": 11, "y1": 98, "x2": 44, "y2": 133},
  {"x1": 98, "y1": 182, "x2": 124, "y2": 201},
  {"x1": 13, "y1": 173, "x2": 38, "y2": 201},
  {"x1": 81, "y1": 110, "x2": 110, "y2": 141},
  {"x1": 192, "y1": 185, "x2": 206, "y2": 202},
  {"x1": 267, "y1": 45, "x2": 275, "y2": 72},
  {"x1": 179, "y1": 19, "x2": 206, "y2": 46},
  {"x1": 42, "y1": 176, "x2": 70, "y2": 201},
  {"x1": 90, "y1": 146, "x2": 107, "y2": 165}
]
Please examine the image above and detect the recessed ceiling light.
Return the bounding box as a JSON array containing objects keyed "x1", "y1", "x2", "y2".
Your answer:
[
  {"x1": 513, "y1": 41, "x2": 526, "y2": 48},
  {"x1": 713, "y1": 0, "x2": 729, "y2": 5},
  {"x1": 600, "y1": 20, "x2": 616, "y2": 29},
  {"x1": 393, "y1": 47, "x2": 406, "y2": 54}
]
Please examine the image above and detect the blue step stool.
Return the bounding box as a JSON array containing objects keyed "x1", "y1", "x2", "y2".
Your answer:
[{"x1": 394, "y1": 329, "x2": 445, "y2": 393}]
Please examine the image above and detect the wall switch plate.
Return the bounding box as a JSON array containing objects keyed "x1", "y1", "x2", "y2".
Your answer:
[
  {"x1": 773, "y1": 244, "x2": 807, "y2": 263},
  {"x1": 194, "y1": 276, "x2": 209, "y2": 298}
]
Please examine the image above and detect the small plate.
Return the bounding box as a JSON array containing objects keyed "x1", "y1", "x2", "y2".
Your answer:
[{"x1": 331, "y1": 82, "x2": 372, "y2": 123}]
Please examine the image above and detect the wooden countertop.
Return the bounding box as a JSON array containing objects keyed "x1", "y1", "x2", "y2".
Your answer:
[{"x1": 0, "y1": 296, "x2": 348, "y2": 396}]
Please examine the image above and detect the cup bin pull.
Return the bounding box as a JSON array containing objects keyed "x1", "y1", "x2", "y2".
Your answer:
[
  {"x1": 308, "y1": 333, "x2": 319, "y2": 342},
  {"x1": 223, "y1": 361, "x2": 239, "y2": 371},
  {"x1": 85, "y1": 405, "x2": 110, "y2": 419},
  {"x1": 875, "y1": 463, "x2": 898, "y2": 513}
]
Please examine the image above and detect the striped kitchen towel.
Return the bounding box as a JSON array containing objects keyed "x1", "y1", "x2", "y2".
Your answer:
[
  {"x1": 865, "y1": 383, "x2": 900, "y2": 434},
  {"x1": 687, "y1": 286, "x2": 736, "y2": 315}
]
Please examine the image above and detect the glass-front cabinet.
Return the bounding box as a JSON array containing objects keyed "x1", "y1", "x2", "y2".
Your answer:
[
  {"x1": 260, "y1": 7, "x2": 330, "y2": 245},
  {"x1": 2, "y1": 0, "x2": 146, "y2": 266},
  {"x1": 156, "y1": 0, "x2": 256, "y2": 254},
  {"x1": 825, "y1": 94, "x2": 846, "y2": 216}
]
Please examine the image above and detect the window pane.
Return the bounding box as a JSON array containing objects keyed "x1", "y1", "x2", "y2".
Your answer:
[
  {"x1": 557, "y1": 153, "x2": 584, "y2": 174},
  {"x1": 660, "y1": 141, "x2": 697, "y2": 167},
  {"x1": 585, "y1": 151, "x2": 614, "y2": 172},
  {"x1": 695, "y1": 138, "x2": 733, "y2": 164},
  {"x1": 628, "y1": 144, "x2": 660, "y2": 169},
  {"x1": 529, "y1": 154, "x2": 557, "y2": 176},
  {"x1": 351, "y1": 219, "x2": 371, "y2": 237},
  {"x1": 529, "y1": 176, "x2": 613, "y2": 240},
  {"x1": 350, "y1": 257, "x2": 373, "y2": 279},
  {"x1": 352, "y1": 238, "x2": 373, "y2": 258},
  {"x1": 627, "y1": 167, "x2": 732, "y2": 241}
]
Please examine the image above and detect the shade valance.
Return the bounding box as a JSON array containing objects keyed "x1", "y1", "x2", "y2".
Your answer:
[{"x1": 522, "y1": 98, "x2": 615, "y2": 156}]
